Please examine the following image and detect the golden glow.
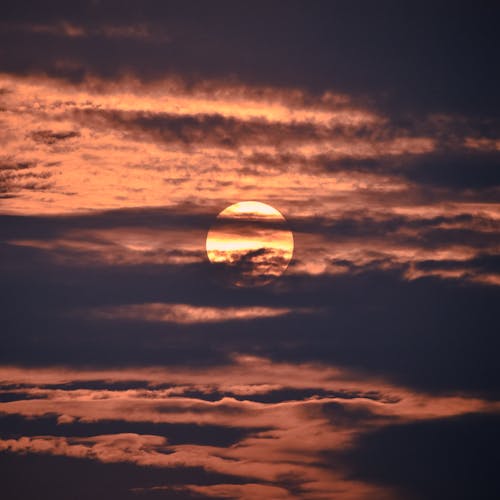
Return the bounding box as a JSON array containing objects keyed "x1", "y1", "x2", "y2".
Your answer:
[
  {"x1": 0, "y1": 73, "x2": 498, "y2": 284},
  {"x1": 206, "y1": 201, "x2": 294, "y2": 287}
]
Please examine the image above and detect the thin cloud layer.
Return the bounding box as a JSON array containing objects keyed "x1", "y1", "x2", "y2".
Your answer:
[{"x1": 88, "y1": 303, "x2": 305, "y2": 324}]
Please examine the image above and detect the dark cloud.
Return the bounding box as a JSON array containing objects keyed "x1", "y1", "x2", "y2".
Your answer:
[
  {"x1": 403, "y1": 151, "x2": 500, "y2": 190},
  {"x1": 0, "y1": 169, "x2": 53, "y2": 194},
  {"x1": 291, "y1": 211, "x2": 493, "y2": 236},
  {"x1": 178, "y1": 387, "x2": 387, "y2": 405},
  {"x1": 1, "y1": 207, "x2": 498, "y2": 255},
  {"x1": 72, "y1": 111, "x2": 500, "y2": 194},
  {"x1": 0, "y1": 160, "x2": 37, "y2": 171},
  {"x1": 328, "y1": 413, "x2": 500, "y2": 500},
  {"x1": 1, "y1": 231, "x2": 499, "y2": 396},
  {"x1": 0, "y1": 380, "x2": 386, "y2": 404},
  {"x1": 291, "y1": 212, "x2": 500, "y2": 257},
  {"x1": 321, "y1": 401, "x2": 390, "y2": 428},
  {"x1": 415, "y1": 254, "x2": 500, "y2": 274},
  {"x1": 73, "y1": 108, "x2": 364, "y2": 149},
  {"x1": 2, "y1": 1, "x2": 500, "y2": 119},
  {"x1": 30, "y1": 129, "x2": 80, "y2": 145},
  {"x1": 247, "y1": 150, "x2": 500, "y2": 193},
  {"x1": 209, "y1": 247, "x2": 292, "y2": 288},
  {"x1": 0, "y1": 205, "x2": 213, "y2": 240},
  {"x1": 0, "y1": 391, "x2": 46, "y2": 403},
  {"x1": 0, "y1": 451, "x2": 238, "y2": 500},
  {"x1": 0, "y1": 414, "x2": 261, "y2": 447}
]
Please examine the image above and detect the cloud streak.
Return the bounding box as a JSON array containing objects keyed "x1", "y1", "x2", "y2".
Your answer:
[
  {"x1": 88, "y1": 303, "x2": 307, "y2": 324},
  {"x1": 1, "y1": 359, "x2": 499, "y2": 499}
]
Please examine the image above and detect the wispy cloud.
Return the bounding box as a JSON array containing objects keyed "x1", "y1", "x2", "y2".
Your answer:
[
  {"x1": 1, "y1": 358, "x2": 499, "y2": 499},
  {"x1": 88, "y1": 303, "x2": 307, "y2": 324}
]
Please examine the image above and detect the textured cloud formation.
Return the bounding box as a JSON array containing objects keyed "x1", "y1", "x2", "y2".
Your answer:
[
  {"x1": 1, "y1": 2, "x2": 500, "y2": 499},
  {"x1": 1, "y1": 359, "x2": 500, "y2": 499},
  {"x1": 0, "y1": 69, "x2": 498, "y2": 286}
]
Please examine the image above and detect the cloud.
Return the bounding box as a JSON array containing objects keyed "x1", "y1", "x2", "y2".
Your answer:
[
  {"x1": 0, "y1": 168, "x2": 53, "y2": 194},
  {"x1": 1, "y1": 1, "x2": 499, "y2": 120},
  {"x1": 0, "y1": 71, "x2": 497, "y2": 223},
  {"x1": 2, "y1": 204, "x2": 499, "y2": 287},
  {"x1": 175, "y1": 483, "x2": 297, "y2": 500},
  {"x1": 72, "y1": 108, "x2": 392, "y2": 150},
  {"x1": 0, "y1": 452, "x2": 230, "y2": 500},
  {"x1": 401, "y1": 151, "x2": 500, "y2": 190},
  {"x1": 30, "y1": 129, "x2": 80, "y2": 145},
  {"x1": 1, "y1": 219, "x2": 500, "y2": 395},
  {"x1": 88, "y1": 303, "x2": 308, "y2": 324},
  {"x1": 245, "y1": 149, "x2": 500, "y2": 191},
  {"x1": 2, "y1": 20, "x2": 171, "y2": 43},
  {"x1": 1, "y1": 357, "x2": 498, "y2": 425},
  {"x1": 2, "y1": 359, "x2": 499, "y2": 499},
  {"x1": 0, "y1": 413, "x2": 260, "y2": 447},
  {"x1": 1, "y1": 3, "x2": 499, "y2": 499},
  {"x1": 329, "y1": 413, "x2": 500, "y2": 499},
  {"x1": 0, "y1": 160, "x2": 37, "y2": 171}
]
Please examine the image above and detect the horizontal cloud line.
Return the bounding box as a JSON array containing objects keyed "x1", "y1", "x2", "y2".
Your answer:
[{"x1": 86, "y1": 303, "x2": 315, "y2": 324}]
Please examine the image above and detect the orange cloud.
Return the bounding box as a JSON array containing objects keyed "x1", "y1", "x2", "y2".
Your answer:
[
  {"x1": 89, "y1": 303, "x2": 307, "y2": 324},
  {"x1": 1, "y1": 70, "x2": 499, "y2": 287},
  {"x1": 1, "y1": 358, "x2": 499, "y2": 499}
]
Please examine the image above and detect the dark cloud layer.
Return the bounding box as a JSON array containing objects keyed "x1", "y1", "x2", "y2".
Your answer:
[
  {"x1": 30, "y1": 129, "x2": 80, "y2": 145},
  {"x1": 403, "y1": 151, "x2": 500, "y2": 190},
  {"x1": 331, "y1": 413, "x2": 500, "y2": 500},
  {"x1": 1, "y1": 207, "x2": 499, "y2": 253},
  {"x1": 250, "y1": 150, "x2": 500, "y2": 193},
  {"x1": 0, "y1": 452, "x2": 233, "y2": 500},
  {"x1": 0, "y1": 414, "x2": 260, "y2": 447},
  {"x1": 3, "y1": 1, "x2": 500, "y2": 119},
  {"x1": 74, "y1": 109, "x2": 327, "y2": 149},
  {"x1": 0, "y1": 206, "x2": 212, "y2": 240},
  {"x1": 1, "y1": 231, "x2": 499, "y2": 396}
]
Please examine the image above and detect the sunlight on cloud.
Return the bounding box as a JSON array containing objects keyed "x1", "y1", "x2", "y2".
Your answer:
[
  {"x1": 1, "y1": 357, "x2": 499, "y2": 499},
  {"x1": 88, "y1": 303, "x2": 309, "y2": 324}
]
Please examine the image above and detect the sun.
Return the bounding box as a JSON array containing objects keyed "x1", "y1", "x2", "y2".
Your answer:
[{"x1": 206, "y1": 201, "x2": 294, "y2": 287}]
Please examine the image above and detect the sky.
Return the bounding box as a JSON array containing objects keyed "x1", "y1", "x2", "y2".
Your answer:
[{"x1": 1, "y1": 1, "x2": 500, "y2": 499}]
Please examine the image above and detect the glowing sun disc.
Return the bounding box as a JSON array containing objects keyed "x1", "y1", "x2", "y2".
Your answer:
[{"x1": 206, "y1": 201, "x2": 294, "y2": 287}]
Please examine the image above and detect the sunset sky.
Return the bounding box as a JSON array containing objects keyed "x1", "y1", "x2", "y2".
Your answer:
[{"x1": 1, "y1": 2, "x2": 500, "y2": 499}]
